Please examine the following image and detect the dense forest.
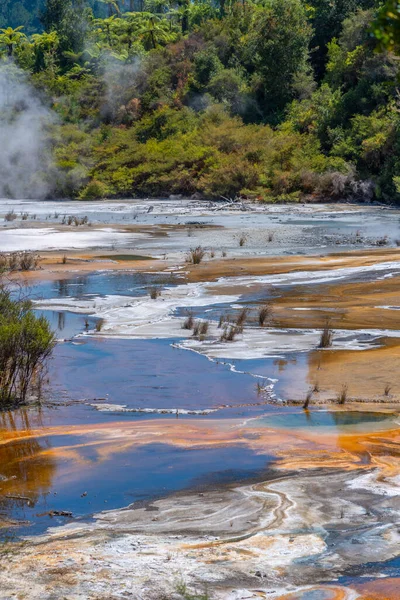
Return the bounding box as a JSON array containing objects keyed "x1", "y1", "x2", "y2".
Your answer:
[{"x1": 1, "y1": 0, "x2": 400, "y2": 202}]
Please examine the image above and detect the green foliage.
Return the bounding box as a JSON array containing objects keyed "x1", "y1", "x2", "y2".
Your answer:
[
  {"x1": 2, "y1": 0, "x2": 400, "y2": 203},
  {"x1": 372, "y1": 0, "x2": 400, "y2": 52},
  {"x1": 0, "y1": 287, "x2": 55, "y2": 406},
  {"x1": 242, "y1": 0, "x2": 312, "y2": 121}
]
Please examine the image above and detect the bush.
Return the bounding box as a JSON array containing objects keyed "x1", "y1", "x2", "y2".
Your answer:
[
  {"x1": 0, "y1": 287, "x2": 56, "y2": 406},
  {"x1": 78, "y1": 179, "x2": 110, "y2": 200},
  {"x1": 258, "y1": 304, "x2": 272, "y2": 326},
  {"x1": 0, "y1": 252, "x2": 40, "y2": 272},
  {"x1": 319, "y1": 325, "x2": 333, "y2": 348},
  {"x1": 187, "y1": 246, "x2": 206, "y2": 264}
]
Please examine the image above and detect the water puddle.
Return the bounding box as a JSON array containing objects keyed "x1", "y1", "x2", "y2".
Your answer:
[{"x1": 249, "y1": 410, "x2": 398, "y2": 433}]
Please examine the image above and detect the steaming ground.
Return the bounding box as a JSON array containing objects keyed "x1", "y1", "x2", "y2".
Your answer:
[{"x1": 0, "y1": 63, "x2": 59, "y2": 199}]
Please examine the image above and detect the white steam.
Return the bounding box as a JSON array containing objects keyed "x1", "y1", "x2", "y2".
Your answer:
[{"x1": 0, "y1": 61, "x2": 57, "y2": 199}]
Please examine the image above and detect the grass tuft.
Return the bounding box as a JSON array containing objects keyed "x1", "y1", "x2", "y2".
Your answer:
[
  {"x1": 319, "y1": 323, "x2": 333, "y2": 348},
  {"x1": 258, "y1": 304, "x2": 272, "y2": 327},
  {"x1": 337, "y1": 384, "x2": 348, "y2": 405},
  {"x1": 187, "y1": 246, "x2": 205, "y2": 265}
]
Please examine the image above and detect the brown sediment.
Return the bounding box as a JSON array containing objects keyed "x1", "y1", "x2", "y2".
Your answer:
[
  {"x1": 7, "y1": 253, "x2": 164, "y2": 282},
  {"x1": 272, "y1": 272, "x2": 400, "y2": 330},
  {"x1": 186, "y1": 247, "x2": 400, "y2": 283},
  {"x1": 304, "y1": 339, "x2": 400, "y2": 402},
  {"x1": 352, "y1": 577, "x2": 400, "y2": 599}
]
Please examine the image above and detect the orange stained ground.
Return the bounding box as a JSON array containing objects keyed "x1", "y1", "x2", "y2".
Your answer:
[{"x1": 1, "y1": 412, "x2": 400, "y2": 501}]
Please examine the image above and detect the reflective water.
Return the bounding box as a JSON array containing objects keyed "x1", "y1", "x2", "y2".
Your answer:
[{"x1": 250, "y1": 410, "x2": 398, "y2": 433}]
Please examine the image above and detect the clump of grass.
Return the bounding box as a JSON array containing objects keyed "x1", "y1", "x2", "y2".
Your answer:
[
  {"x1": 258, "y1": 304, "x2": 272, "y2": 327},
  {"x1": 0, "y1": 251, "x2": 40, "y2": 272},
  {"x1": 337, "y1": 384, "x2": 348, "y2": 405},
  {"x1": 384, "y1": 383, "x2": 392, "y2": 397},
  {"x1": 375, "y1": 235, "x2": 389, "y2": 246},
  {"x1": 21, "y1": 212, "x2": 29, "y2": 221},
  {"x1": 303, "y1": 389, "x2": 313, "y2": 409},
  {"x1": 312, "y1": 381, "x2": 320, "y2": 393},
  {"x1": 220, "y1": 324, "x2": 241, "y2": 342},
  {"x1": 187, "y1": 246, "x2": 205, "y2": 265},
  {"x1": 19, "y1": 252, "x2": 40, "y2": 271},
  {"x1": 192, "y1": 320, "x2": 209, "y2": 338},
  {"x1": 4, "y1": 210, "x2": 16, "y2": 222},
  {"x1": 218, "y1": 312, "x2": 231, "y2": 328},
  {"x1": 64, "y1": 215, "x2": 89, "y2": 226},
  {"x1": 8, "y1": 253, "x2": 19, "y2": 271},
  {"x1": 182, "y1": 311, "x2": 194, "y2": 330},
  {"x1": 149, "y1": 286, "x2": 161, "y2": 299},
  {"x1": 256, "y1": 379, "x2": 268, "y2": 396},
  {"x1": 236, "y1": 307, "x2": 248, "y2": 328},
  {"x1": 319, "y1": 323, "x2": 333, "y2": 348},
  {"x1": 62, "y1": 255, "x2": 67, "y2": 264},
  {"x1": 239, "y1": 234, "x2": 247, "y2": 247},
  {"x1": 95, "y1": 319, "x2": 104, "y2": 332}
]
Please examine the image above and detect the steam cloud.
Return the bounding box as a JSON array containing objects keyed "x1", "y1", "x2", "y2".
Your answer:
[{"x1": 0, "y1": 61, "x2": 57, "y2": 199}]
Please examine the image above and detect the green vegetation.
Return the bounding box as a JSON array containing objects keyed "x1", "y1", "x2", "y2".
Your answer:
[
  {"x1": 2, "y1": 0, "x2": 400, "y2": 202},
  {"x1": 0, "y1": 286, "x2": 55, "y2": 407}
]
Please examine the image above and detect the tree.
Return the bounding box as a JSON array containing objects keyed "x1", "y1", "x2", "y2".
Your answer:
[
  {"x1": 0, "y1": 26, "x2": 26, "y2": 57},
  {"x1": 98, "y1": 0, "x2": 121, "y2": 17},
  {"x1": 308, "y1": 0, "x2": 376, "y2": 80},
  {"x1": 244, "y1": 0, "x2": 312, "y2": 122},
  {"x1": 31, "y1": 30, "x2": 59, "y2": 72},
  {"x1": 373, "y1": 0, "x2": 400, "y2": 52},
  {"x1": 41, "y1": 0, "x2": 90, "y2": 61},
  {"x1": 138, "y1": 14, "x2": 171, "y2": 48}
]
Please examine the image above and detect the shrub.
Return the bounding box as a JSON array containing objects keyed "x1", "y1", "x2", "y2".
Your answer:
[
  {"x1": 0, "y1": 287, "x2": 55, "y2": 406},
  {"x1": 258, "y1": 304, "x2": 272, "y2": 326},
  {"x1": 236, "y1": 308, "x2": 248, "y2": 328},
  {"x1": 19, "y1": 252, "x2": 40, "y2": 271},
  {"x1": 319, "y1": 324, "x2": 333, "y2": 348},
  {"x1": 384, "y1": 383, "x2": 392, "y2": 396},
  {"x1": 78, "y1": 179, "x2": 110, "y2": 200},
  {"x1": 95, "y1": 319, "x2": 104, "y2": 332},
  {"x1": 192, "y1": 320, "x2": 209, "y2": 337},
  {"x1": 337, "y1": 384, "x2": 348, "y2": 405},
  {"x1": 149, "y1": 286, "x2": 161, "y2": 299},
  {"x1": 4, "y1": 210, "x2": 16, "y2": 222},
  {"x1": 182, "y1": 311, "x2": 194, "y2": 330},
  {"x1": 303, "y1": 389, "x2": 313, "y2": 409},
  {"x1": 239, "y1": 234, "x2": 247, "y2": 247},
  {"x1": 187, "y1": 246, "x2": 206, "y2": 264},
  {"x1": 0, "y1": 252, "x2": 40, "y2": 272},
  {"x1": 220, "y1": 324, "x2": 241, "y2": 341}
]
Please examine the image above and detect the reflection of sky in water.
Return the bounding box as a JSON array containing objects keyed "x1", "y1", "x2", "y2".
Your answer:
[
  {"x1": 48, "y1": 338, "x2": 269, "y2": 417},
  {"x1": 25, "y1": 270, "x2": 180, "y2": 301},
  {"x1": 0, "y1": 433, "x2": 271, "y2": 539}
]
